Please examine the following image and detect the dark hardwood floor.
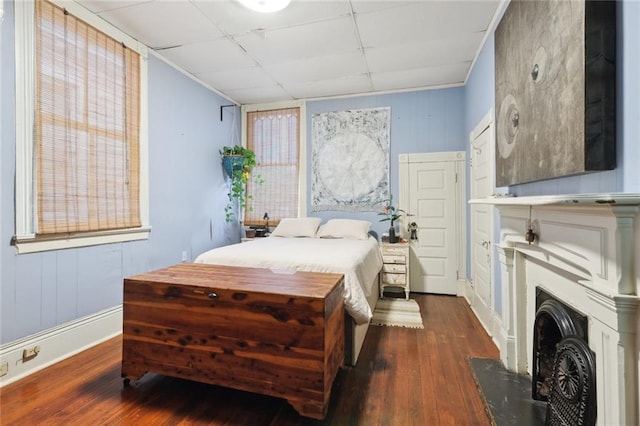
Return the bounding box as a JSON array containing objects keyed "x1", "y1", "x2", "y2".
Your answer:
[{"x1": 0, "y1": 294, "x2": 499, "y2": 425}]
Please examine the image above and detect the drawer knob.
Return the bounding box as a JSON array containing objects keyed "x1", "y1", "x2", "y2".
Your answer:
[{"x1": 208, "y1": 292, "x2": 218, "y2": 299}]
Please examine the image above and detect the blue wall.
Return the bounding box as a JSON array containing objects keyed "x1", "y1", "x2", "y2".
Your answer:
[
  {"x1": 1, "y1": 0, "x2": 237, "y2": 344},
  {"x1": 306, "y1": 87, "x2": 466, "y2": 238},
  {"x1": 465, "y1": 0, "x2": 640, "y2": 195}
]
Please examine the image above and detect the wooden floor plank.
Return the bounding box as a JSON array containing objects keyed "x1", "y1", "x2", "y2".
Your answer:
[{"x1": 0, "y1": 294, "x2": 498, "y2": 425}]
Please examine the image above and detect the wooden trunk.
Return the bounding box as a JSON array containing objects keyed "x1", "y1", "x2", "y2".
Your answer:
[{"x1": 121, "y1": 263, "x2": 345, "y2": 419}]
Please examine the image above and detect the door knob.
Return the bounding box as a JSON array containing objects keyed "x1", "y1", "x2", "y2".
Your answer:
[{"x1": 481, "y1": 240, "x2": 491, "y2": 248}]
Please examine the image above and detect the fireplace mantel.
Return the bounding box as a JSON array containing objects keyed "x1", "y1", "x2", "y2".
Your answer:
[
  {"x1": 470, "y1": 192, "x2": 640, "y2": 206},
  {"x1": 474, "y1": 193, "x2": 639, "y2": 425}
]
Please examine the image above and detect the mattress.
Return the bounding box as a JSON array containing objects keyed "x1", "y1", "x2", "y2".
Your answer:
[{"x1": 194, "y1": 236, "x2": 383, "y2": 324}]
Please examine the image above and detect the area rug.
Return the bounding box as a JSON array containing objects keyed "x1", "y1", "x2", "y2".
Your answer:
[{"x1": 371, "y1": 299, "x2": 424, "y2": 329}]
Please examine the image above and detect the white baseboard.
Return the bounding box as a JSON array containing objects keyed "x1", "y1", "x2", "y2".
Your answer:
[
  {"x1": 0, "y1": 305, "x2": 122, "y2": 387},
  {"x1": 460, "y1": 279, "x2": 474, "y2": 305},
  {"x1": 492, "y1": 312, "x2": 508, "y2": 362},
  {"x1": 457, "y1": 281, "x2": 515, "y2": 372},
  {"x1": 464, "y1": 286, "x2": 507, "y2": 355},
  {"x1": 468, "y1": 295, "x2": 494, "y2": 336}
]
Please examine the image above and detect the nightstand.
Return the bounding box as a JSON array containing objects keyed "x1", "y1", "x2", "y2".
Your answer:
[{"x1": 379, "y1": 242, "x2": 410, "y2": 299}]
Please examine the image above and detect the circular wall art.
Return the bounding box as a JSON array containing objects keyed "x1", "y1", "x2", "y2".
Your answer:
[{"x1": 311, "y1": 108, "x2": 390, "y2": 212}]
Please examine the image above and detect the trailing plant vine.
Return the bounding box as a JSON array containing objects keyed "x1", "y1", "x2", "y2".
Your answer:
[{"x1": 220, "y1": 145, "x2": 263, "y2": 222}]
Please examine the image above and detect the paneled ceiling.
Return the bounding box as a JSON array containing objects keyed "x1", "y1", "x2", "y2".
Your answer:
[{"x1": 79, "y1": 0, "x2": 502, "y2": 105}]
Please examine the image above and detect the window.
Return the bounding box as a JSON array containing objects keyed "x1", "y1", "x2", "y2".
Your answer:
[
  {"x1": 15, "y1": 0, "x2": 149, "y2": 253},
  {"x1": 242, "y1": 102, "x2": 306, "y2": 226}
]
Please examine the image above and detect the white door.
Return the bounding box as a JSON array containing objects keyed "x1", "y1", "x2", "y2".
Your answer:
[
  {"x1": 400, "y1": 153, "x2": 464, "y2": 295},
  {"x1": 469, "y1": 111, "x2": 495, "y2": 329}
]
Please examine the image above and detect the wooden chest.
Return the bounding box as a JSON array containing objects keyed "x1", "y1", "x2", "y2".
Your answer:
[{"x1": 121, "y1": 263, "x2": 345, "y2": 419}]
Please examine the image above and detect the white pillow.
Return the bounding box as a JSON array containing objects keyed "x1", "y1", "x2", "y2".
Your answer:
[
  {"x1": 316, "y1": 219, "x2": 371, "y2": 240},
  {"x1": 270, "y1": 217, "x2": 322, "y2": 238}
]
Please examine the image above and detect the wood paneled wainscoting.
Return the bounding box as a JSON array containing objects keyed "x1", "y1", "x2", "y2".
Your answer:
[{"x1": 0, "y1": 294, "x2": 499, "y2": 425}]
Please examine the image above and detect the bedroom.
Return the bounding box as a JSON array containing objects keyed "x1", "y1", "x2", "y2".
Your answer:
[{"x1": 1, "y1": 0, "x2": 639, "y2": 424}]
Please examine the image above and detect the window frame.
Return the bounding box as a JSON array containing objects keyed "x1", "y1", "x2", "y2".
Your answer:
[
  {"x1": 14, "y1": 0, "x2": 149, "y2": 254},
  {"x1": 241, "y1": 100, "x2": 307, "y2": 220}
]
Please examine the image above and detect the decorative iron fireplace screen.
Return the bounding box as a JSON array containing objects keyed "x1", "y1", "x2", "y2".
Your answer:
[
  {"x1": 533, "y1": 289, "x2": 596, "y2": 425},
  {"x1": 546, "y1": 336, "x2": 596, "y2": 425}
]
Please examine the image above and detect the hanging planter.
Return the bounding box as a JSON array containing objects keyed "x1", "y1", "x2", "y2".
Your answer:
[
  {"x1": 220, "y1": 145, "x2": 261, "y2": 223},
  {"x1": 222, "y1": 155, "x2": 245, "y2": 177}
]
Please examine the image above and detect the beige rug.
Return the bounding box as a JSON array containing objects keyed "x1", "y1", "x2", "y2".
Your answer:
[{"x1": 371, "y1": 298, "x2": 424, "y2": 329}]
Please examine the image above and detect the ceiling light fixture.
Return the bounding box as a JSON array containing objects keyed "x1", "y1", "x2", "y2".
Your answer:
[{"x1": 237, "y1": 0, "x2": 291, "y2": 13}]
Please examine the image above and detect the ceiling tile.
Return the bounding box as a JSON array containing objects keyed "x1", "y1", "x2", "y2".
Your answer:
[
  {"x1": 97, "y1": 1, "x2": 223, "y2": 48},
  {"x1": 197, "y1": 66, "x2": 278, "y2": 91},
  {"x1": 78, "y1": 0, "x2": 150, "y2": 14},
  {"x1": 371, "y1": 63, "x2": 469, "y2": 92},
  {"x1": 357, "y1": 1, "x2": 498, "y2": 49},
  {"x1": 233, "y1": 16, "x2": 360, "y2": 66},
  {"x1": 223, "y1": 85, "x2": 294, "y2": 105},
  {"x1": 283, "y1": 74, "x2": 372, "y2": 100},
  {"x1": 264, "y1": 52, "x2": 368, "y2": 84},
  {"x1": 350, "y1": 1, "x2": 412, "y2": 15},
  {"x1": 193, "y1": 0, "x2": 352, "y2": 36},
  {"x1": 161, "y1": 38, "x2": 255, "y2": 74},
  {"x1": 366, "y1": 33, "x2": 484, "y2": 73}
]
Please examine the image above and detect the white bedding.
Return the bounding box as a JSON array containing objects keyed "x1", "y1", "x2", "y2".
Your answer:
[{"x1": 194, "y1": 236, "x2": 383, "y2": 324}]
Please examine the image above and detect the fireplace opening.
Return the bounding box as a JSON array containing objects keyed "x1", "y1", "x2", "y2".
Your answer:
[
  {"x1": 533, "y1": 289, "x2": 588, "y2": 400},
  {"x1": 532, "y1": 289, "x2": 596, "y2": 425}
]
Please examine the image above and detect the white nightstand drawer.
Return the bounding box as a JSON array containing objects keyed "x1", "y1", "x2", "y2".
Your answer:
[
  {"x1": 382, "y1": 272, "x2": 406, "y2": 285},
  {"x1": 381, "y1": 246, "x2": 408, "y2": 256},
  {"x1": 379, "y1": 242, "x2": 410, "y2": 300},
  {"x1": 382, "y1": 255, "x2": 406, "y2": 264},
  {"x1": 382, "y1": 264, "x2": 406, "y2": 274}
]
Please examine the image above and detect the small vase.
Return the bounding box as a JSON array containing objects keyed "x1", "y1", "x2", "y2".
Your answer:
[{"x1": 389, "y1": 225, "x2": 397, "y2": 243}]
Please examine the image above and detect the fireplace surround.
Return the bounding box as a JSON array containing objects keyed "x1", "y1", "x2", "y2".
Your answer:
[{"x1": 471, "y1": 194, "x2": 640, "y2": 425}]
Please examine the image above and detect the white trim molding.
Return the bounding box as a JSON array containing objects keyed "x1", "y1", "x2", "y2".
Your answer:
[
  {"x1": 0, "y1": 306, "x2": 122, "y2": 387},
  {"x1": 14, "y1": 0, "x2": 36, "y2": 242}
]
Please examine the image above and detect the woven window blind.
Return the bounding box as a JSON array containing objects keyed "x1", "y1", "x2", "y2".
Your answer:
[
  {"x1": 245, "y1": 107, "x2": 300, "y2": 226},
  {"x1": 35, "y1": 0, "x2": 141, "y2": 235}
]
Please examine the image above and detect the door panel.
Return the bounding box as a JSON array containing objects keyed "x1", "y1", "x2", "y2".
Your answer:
[
  {"x1": 408, "y1": 161, "x2": 457, "y2": 295},
  {"x1": 471, "y1": 126, "x2": 493, "y2": 311}
]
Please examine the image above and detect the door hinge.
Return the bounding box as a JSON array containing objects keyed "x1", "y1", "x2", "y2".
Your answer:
[
  {"x1": 456, "y1": 270, "x2": 459, "y2": 280},
  {"x1": 455, "y1": 173, "x2": 458, "y2": 183}
]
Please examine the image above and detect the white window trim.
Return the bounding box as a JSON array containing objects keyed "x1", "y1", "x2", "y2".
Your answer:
[
  {"x1": 241, "y1": 100, "x2": 307, "y2": 217},
  {"x1": 14, "y1": 0, "x2": 150, "y2": 254}
]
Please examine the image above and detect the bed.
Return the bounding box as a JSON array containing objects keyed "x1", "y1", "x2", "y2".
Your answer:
[{"x1": 193, "y1": 218, "x2": 383, "y2": 365}]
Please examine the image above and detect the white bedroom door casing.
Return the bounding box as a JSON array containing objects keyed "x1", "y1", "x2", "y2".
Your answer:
[
  {"x1": 399, "y1": 152, "x2": 466, "y2": 295},
  {"x1": 468, "y1": 109, "x2": 497, "y2": 336},
  {"x1": 470, "y1": 126, "x2": 493, "y2": 312}
]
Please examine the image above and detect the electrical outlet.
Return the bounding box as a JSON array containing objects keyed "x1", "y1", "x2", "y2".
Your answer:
[
  {"x1": 0, "y1": 362, "x2": 8, "y2": 377},
  {"x1": 22, "y1": 345, "x2": 40, "y2": 360},
  {"x1": 181, "y1": 251, "x2": 188, "y2": 262}
]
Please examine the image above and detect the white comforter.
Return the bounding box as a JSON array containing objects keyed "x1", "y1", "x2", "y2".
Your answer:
[{"x1": 194, "y1": 237, "x2": 383, "y2": 324}]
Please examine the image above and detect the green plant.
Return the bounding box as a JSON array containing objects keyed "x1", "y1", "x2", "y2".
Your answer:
[
  {"x1": 377, "y1": 194, "x2": 405, "y2": 228},
  {"x1": 220, "y1": 145, "x2": 262, "y2": 222}
]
